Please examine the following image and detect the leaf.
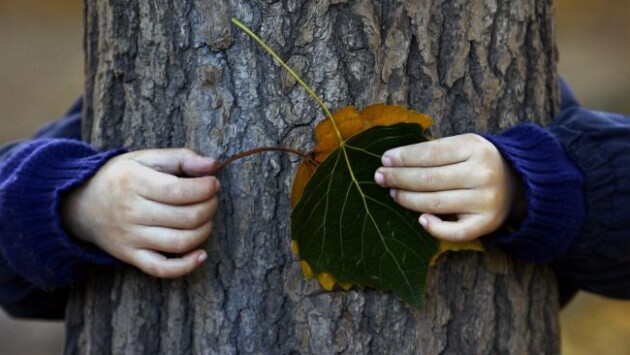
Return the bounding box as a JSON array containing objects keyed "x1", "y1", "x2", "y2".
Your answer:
[
  {"x1": 291, "y1": 122, "x2": 438, "y2": 310},
  {"x1": 290, "y1": 105, "x2": 483, "y2": 310}
]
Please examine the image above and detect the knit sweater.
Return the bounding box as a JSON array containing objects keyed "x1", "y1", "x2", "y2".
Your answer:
[
  {"x1": 0, "y1": 100, "x2": 124, "y2": 318},
  {"x1": 1, "y1": 85, "x2": 629, "y2": 319},
  {"x1": 483, "y1": 82, "x2": 630, "y2": 301}
]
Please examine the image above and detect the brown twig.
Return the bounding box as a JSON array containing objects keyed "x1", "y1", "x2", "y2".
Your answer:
[{"x1": 216, "y1": 146, "x2": 309, "y2": 171}]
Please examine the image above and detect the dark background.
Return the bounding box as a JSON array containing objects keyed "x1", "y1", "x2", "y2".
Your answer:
[{"x1": 0, "y1": 0, "x2": 628, "y2": 354}]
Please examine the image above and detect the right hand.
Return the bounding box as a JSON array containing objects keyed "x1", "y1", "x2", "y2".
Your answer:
[
  {"x1": 374, "y1": 134, "x2": 525, "y2": 242},
  {"x1": 60, "y1": 148, "x2": 221, "y2": 278}
]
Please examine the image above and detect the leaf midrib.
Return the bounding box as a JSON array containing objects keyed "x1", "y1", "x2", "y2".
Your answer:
[{"x1": 339, "y1": 142, "x2": 416, "y2": 298}]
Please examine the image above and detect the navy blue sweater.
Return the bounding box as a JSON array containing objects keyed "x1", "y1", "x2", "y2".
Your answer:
[{"x1": 1, "y1": 85, "x2": 629, "y2": 319}]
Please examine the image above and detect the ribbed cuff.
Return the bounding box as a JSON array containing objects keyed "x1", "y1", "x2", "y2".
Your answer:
[
  {"x1": 481, "y1": 124, "x2": 585, "y2": 263},
  {"x1": 0, "y1": 139, "x2": 125, "y2": 288}
]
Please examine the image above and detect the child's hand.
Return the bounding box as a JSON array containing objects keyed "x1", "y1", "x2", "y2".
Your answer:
[
  {"x1": 374, "y1": 134, "x2": 524, "y2": 242},
  {"x1": 60, "y1": 148, "x2": 221, "y2": 278}
]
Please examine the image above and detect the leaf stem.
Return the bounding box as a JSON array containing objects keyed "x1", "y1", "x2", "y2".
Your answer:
[
  {"x1": 217, "y1": 146, "x2": 309, "y2": 171},
  {"x1": 231, "y1": 18, "x2": 345, "y2": 145}
]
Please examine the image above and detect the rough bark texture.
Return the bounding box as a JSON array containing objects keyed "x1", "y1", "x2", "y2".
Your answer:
[{"x1": 67, "y1": 0, "x2": 560, "y2": 354}]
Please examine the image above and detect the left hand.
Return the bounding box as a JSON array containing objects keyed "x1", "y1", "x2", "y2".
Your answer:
[
  {"x1": 61, "y1": 148, "x2": 221, "y2": 278},
  {"x1": 374, "y1": 134, "x2": 525, "y2": 242}
]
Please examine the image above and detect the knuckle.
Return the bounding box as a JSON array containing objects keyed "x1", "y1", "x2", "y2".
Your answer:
[
  {"x1": 201, "y1": 179, "x2": 216, "y2": 199},
  {"x1": 454, "y1": 224, "x2": 478, "y2": 241},
  {"x1": 116, "y1": 230, "x2": 134, "y2": 247},
  {"x1": 392, "y1": 190, "x2": 407, "y2": 205},
  {"x1": 126, "y1": 205, "x2": 144, "y2": 223},
  {"x1": 389, "y1": 150, "x2": 404, "y2": 166},
  {"x1": 196, "y1": 182, "x2": 210, "y2": 199},
  {"x1": 456, "y1": 227, "x2": 472, "y2": 241},
  {"x1": 476, "y1": 167, "x2": 496, "y2": 185},
  {"x1": 420, "y1": 146, "x2": 436, "y2": 163},
  {"x1": 395, "y1": 144, "x2": 418, "y2": 166},
  {"x1": 482, "y1": 188, "x2": 503, "y2": 209},
  {"x1": 382, "y1": 169, "x2": 397, "y2": 186},
  {"x1": 186, "y1": 208, "x2": 207, "y2": 228},
  {"x1": 196, "y1": 221, "x2": 213, "y2": 238},
  {"x1": 182, "y1": 214, "x2": 196, "y2": 229},
  {"x1": 194, "y1": 207, "x2": 208, "y2": 225},
  {"x1": 430, "y1": 195, "x2": 442, "y2": 211},
  {"x1": 150, "y1": 262, "x2": 175, "y2": 279},
  {"x1": 485, "y1": 214, "x2": 502, "y2": 233},
  {"x1": 209, "y1": 196, "x2": 220, "y2": 213},
  {"x1": 165, "y1": 180, "x2": 184, "y2": 198},
  {"x1": 423, "y1": 171, "x2": 437, "y2": 190},
  {"x1": 168, "y1": 235, "x2": 187, "y2": 253},
  {"x1": 479, "y1": 139, "x2": 499, "y2": 160},
  {"x1": 465, "y1": 133, "x2": 485, "y2": 147},
  {"x1": 181, "y1": 147, "x2": 196, "y2": 156},
  {"x1": 172, "y1": 232, "x2": 202, "y2": 253},
  {"x1": 109, "y1": 164, "x2": 133, "y2": 189},
  {"x1": 115, "y1": 199, "x2": 133, "y2": 219}
]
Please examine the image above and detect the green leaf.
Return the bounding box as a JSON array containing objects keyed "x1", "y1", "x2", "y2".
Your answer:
[{"x1": 291, "y1": 123, "x2": 438, "y2": 310}]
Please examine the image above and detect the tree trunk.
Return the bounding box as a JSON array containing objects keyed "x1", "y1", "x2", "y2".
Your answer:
[{"x1": 67, "y1": 0, "x2": 560, "y2": 353}]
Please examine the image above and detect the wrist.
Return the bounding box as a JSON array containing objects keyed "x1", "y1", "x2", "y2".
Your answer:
[
  {"x1": 59, "y1": 184, "x2": 95, "y2": 245},
  {"x1": 507, "y1": 167, "x2": 527, "y2": 225}
]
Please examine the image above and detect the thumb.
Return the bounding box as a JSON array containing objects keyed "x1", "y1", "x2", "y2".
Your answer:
[
  {"x1": 419, "y1": 213, "x2": 486, "y2": 242},
  {"x1": 131, "y1": 148, "x2": 220, "y2": 177}
]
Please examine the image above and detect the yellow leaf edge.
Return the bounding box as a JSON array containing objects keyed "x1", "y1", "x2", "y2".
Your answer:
[{"x1": 429, "y1": 240, "x2": 485, "y2": 266}]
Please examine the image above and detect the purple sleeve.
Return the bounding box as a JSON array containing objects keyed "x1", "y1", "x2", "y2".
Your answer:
[
  {"x1": 482, "y1": 81, "x2": 630, "y2": 299},
  {"x1": 1, "y1": 102, "x2": 125, "y2": 318},
  {"x1": 481, "y1": 125, "x2": 584, "y2": 263},
  {"x1": 0, "y1": 139, "x2": 124, "y2": 289},
  {"x1": 547, "y1": 107, "x2": 630, "y2": 299}
]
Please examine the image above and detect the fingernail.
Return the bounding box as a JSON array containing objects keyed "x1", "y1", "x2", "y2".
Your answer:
[
  {"x1": 214, "y1": 179, "x2": 221, "y2": 192},
  {"x1": 419, "y1": 215, "x2": 428, "y2": 228},
  {"x1": 374, "y1": 170, "x2": 385, "y2": 185},
  {"x1": 382, "y1": 154, "x2": 393, "y2": 167},
  {"x1": 204, "y1": 157, "x2": 220, "y2": 169},
  {"x1": 389, "y1": 189, "x2": 397, "y2": 198},
  {"x1": 197, "y1": 251, "x2": 208, "y2": 263}
]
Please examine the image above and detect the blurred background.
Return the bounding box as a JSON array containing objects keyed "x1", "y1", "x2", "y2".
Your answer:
[{"x1": 0, "y1": 0, "x2": 628, "y2": 354}]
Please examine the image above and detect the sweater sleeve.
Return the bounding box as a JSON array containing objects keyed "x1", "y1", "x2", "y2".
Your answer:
[
  {"x1": 481, "y1": 124, "x2": 585, "y2": 263},
  {"x1": 0, "y1": 139, "x2": 123, "y2": 288},
  {"x1": 481, "y1": 83, "x2": 630, "y2": 299},
  {"x1": 0, "y1": 102, "x2": 125, "y2": 318},
  {"x1": 548, "y1": 107, "x2": 630, "y2": 299}
]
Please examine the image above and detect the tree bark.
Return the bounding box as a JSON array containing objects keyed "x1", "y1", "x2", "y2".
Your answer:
[{"x1": 67, "y1": 0, "x2": 560, "y2": 353}]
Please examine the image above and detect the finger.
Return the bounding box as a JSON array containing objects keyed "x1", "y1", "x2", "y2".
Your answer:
[
  {"x1": 419, "y1": 213, "x2": 489, "y2": 242},
  {"x1": 375, "y1": 163, "x2": 472, "y2": 191},
  {"x1": 132, "y1": 197, "x2": 219, "y2": 229},
  {"x1": 132, "y1": 249, "x2": 207, "y2": 278},
  {"x1": 381, "y1": 134, "x2": 479, "y2": 167},
  {"x1": 132, "y1": 148, "x2": 220, "y2": 177},
  {"x1": 133, "y1": 221, "x2": 213, "y2": 254},
  {"x1": 134, "y1": 164, "x2": 220, "y2": 205},
  {"x1": 391, "y1": 189, "x2": 480, "y2": 215}
]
